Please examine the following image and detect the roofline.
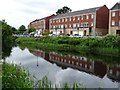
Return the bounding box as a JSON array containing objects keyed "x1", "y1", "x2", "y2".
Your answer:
[{"x1": 50, "y1": 5, "x2": 105, "y2": 19}]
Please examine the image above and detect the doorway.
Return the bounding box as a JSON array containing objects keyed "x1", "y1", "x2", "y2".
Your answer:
[
  {"x1": 116, "y1": 30, "x2": 120, "y2": 36},
  {"x1": 70, "y1": 31, "x2": 73, "y2": 34}
]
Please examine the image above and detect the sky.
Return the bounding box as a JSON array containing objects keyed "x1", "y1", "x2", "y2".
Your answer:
[{"x1": 0, "y1": 0, "x2": 119, "y2": 29}]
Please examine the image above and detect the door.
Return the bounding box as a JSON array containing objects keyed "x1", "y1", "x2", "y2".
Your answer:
[{"x1": 116, "y1": 30, "x2": 120, "y2": 36}]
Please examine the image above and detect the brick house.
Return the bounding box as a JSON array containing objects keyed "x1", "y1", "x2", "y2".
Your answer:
[
  {"x1": 28, "y1": 14, "x2": 55, "y2": 34},
  {"x1": 109, "y1": 2, "x2": 120, "y2": 35},
  {"x1": 49, "y1": 5, "x2": 109, "y2": 36}
]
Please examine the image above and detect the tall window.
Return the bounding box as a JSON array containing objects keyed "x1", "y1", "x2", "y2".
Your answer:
[
  {"x1": 78, "y1": 17, "x2": 80, "y2": 20},
  {"x1": 91, "y1": 14, "x2": 94, "y2": 19},
  {"x1": 69, "y1": 17, "x2": 71, "y2": 21},
  {"x1": 73, "y1": 24, "x2": 76, "y2": 28},
  {"x1": 119, "y1": 20, "x2": 120, "y2": 26},
  {"x1": 87, "y1": 15, "x2": 89, "y2": 19},
  {"x1": 62, "y1": 18, "x2": 64, "y2": 22},
  {"x1": 112, "y1": 12, "x2": 115, "y2": 17},
  {"x1": 65, "y1": 18, "x2": 67, "y2": 22},
  {"x1": 91, "y1": 22, "x2": 94, "y2": 27},
  {"x1": 73, "y1": 17, "x2": 75, "y2": 21},
  {"x1": 112, "y1": 20, "x2": 115, "y2": 26},
  {"x1": 81, "y1": 16, "x2": 83, "y2": 20}
]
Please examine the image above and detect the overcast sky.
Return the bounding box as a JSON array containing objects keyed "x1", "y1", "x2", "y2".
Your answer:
[{"x1": 0, "y1": 0, "x2": 119, "y2": 29}]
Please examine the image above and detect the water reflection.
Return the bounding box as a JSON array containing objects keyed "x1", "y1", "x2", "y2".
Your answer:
[
  {"x1": 31, "y1": 49, "x2": 120, "y2": 82},
  {"x1": 6, "y1": 47, "x2": 119, "y2": 88}
]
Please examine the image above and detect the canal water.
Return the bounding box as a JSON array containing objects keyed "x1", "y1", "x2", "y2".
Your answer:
[{"x1": 6, "y1": 47, "x2": 120, "y2": 88}]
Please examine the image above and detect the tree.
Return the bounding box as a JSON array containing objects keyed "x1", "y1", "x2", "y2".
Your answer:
[
  {"x1": 56, "y1": 6, "x2": 72, "y2": 15},
  {"x1": 11, "y1": 27, "x2": 18, "y2": 34},
  {"x1": 1, "y1": 20, "x2": 15, "y2": 59},
  {"x1": 18, "y1": 25, "x2": 26, "y2": 34},
  {"x1": 27, "y1": 27, "x2": 35, "y2": 33}
]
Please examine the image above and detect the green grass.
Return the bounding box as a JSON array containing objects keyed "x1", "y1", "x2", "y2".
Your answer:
[{"x1": 16, "y1": 35, "x2": 120, "y2": 56}]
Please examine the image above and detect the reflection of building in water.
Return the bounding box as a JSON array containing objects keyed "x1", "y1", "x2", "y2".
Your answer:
[
  {"x1": 31, "y1": 50, "x2": 120, "y2": 82},
  {"x1": 107, "y1": 65, "x2": 120, "y2": 82}
]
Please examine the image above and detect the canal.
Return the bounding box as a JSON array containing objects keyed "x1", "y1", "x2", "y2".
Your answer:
[{"x1": 6, "y1": 46, "x2": 120, "y2": 88}]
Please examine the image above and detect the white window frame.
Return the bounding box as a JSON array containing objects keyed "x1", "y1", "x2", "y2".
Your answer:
[
  {"x1": 69, "y1": 17, "x2": 71, "y2": 21},
  {"x1": 119, "y1": 20, "x2": 120, "y2": 26},
  {"x1": 87, "y1": 15, "x2": 89, "y2": 19},
  {"x1": 112, "y1": 12, "x2": 115, "y2": 17},
  {"x1": 112, "y1": 20, "x2": 115, "y2": 26},
  {"x1": 91, "y1": 22, "x2": 94, "y2": 27},
  {"x1": 81, "y1": 16, "x2": 83, "y2": 20},
  {"x1": 78, "y1": 17, "x2": 80, "y2": 20},
  {"x1": 73, "y1": 24, "x2": 76, "y2": 28},
  {"x1": 91, "y1": 14, "x2": 94, "y2": 19},
  {"x1": 62, "y1": 18, "x2": 64, "y2": 22},
  {"x1": 73, "y1": 17, "x2": 75, "y2": 21},
  {"x1": 65, "y1": 18, "x2": 67, "y2": 22}
]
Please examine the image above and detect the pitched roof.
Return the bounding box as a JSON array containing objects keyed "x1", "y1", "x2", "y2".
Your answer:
[
  {"x1": 111, "y1": 2, "x2": 120, "y2": 10},
  {"x1": 51, "y1": 6, "x2": 101, "y2": 19}
]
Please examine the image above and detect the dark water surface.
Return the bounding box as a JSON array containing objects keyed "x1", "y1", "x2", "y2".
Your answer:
[{"x1": 6, "y1": 47, "x2": 120, "y2": 88}]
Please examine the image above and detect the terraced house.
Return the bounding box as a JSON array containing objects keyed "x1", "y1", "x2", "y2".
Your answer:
[
  {"x1": 28, "y1": 14, "x2": 55, "y2": 34},
  {"x1": 109, "y1": 2, "x2": 120, "y2": 36},
  {"x1": 49, "y1": 5, "x2": 109, "y2": 36}
]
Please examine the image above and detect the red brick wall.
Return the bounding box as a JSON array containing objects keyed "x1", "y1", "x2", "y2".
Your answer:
[
  {"x1": 51, "y1": 14, "x2": 94, "y2": 28},
  {"x1": 111, "y1": 11, "x2": 120, "y2": 26},
  {"x1": 96, "y1": 5, "x2": 109, "y2": 29}
]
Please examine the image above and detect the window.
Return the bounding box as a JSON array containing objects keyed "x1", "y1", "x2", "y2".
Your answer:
[
  {"x1": 61, "y1": 25, "x2": 63, "y2": 28},
  {"x1": 65, "y1": 18, "x2": 67, "y2": 22},
  {"x1": 112, "y1": 20, "x2": 115, "y2": 26},
  {"x1": 77, "y1": 24, "x2": 79, "y2": 27},
  {"x1": 119, "y1": 20, "x2": 120, "y2": 26},
  {"x1": 73, "y1": 17, "x2": 75, "y2": 21},
  {"x1": 91, "y1": 22, "x2": 94, "y2": 27},
  {"x1": 73, "y1": 24, "x2": 76, "y2": 28},
  {"x1": 69, "y1": 17, "x2": 71, "y2": 21},
  {"x1": 78, "y1": 17, "x2": 80, "y2": 20},
  {"x1": 62, "y1": 18, "x2": 64, "y2": 22},
  {"x1": 112, "y1": 12, "x2": 115, "y2": 17},
  {"x1": 69, "y1": 24, "x2": 71, "y2": 28},
  {"x1": 50, "y1": 20, "x2": 52, "y2": 23},
  {"x1": 91, "y1": 14, "x2": 94, "y2": 19},
  {"x1": 81, "y1": 16, "x2": 83, "y2": 20},
  {"x1": 65, "y1": 24, "x2": 67, "y2": 28},
  {"x1": 87, "y1": 15, "x2": 89, "y2": 19}
]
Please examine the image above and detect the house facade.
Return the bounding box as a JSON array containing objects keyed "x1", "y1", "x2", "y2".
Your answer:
[
  {"x1": 49, "y1": 5, "x2": 109, "y2": 36},
  {"x1": 109, "y1": 2, "x2": 120, "y2": 36},
  {"x1": 28, "y1": 14, "x2": 55, "y2": 34}
]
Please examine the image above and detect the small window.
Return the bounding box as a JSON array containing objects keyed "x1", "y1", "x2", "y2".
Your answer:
[
  {"x1": 69, "y1": 17, "x2": 71, "y2": 21},
  {"x1": 78, "y1": 17, "x2": 80, "y2": 20},
  {"x1": 91, "y1": 22, "x2": 94, "y2": 27},
  {"x1": 112, "y1": 12, "x2": 115, "y2": 17},
  {"x1": 112, "y1": 20, "x2": 115, "y2": 26},
  {"x1": 62, "y1": 18, "x2": 64, "y2": 22},
  {"x1": 119, "y1": 20, "x2": 120, "y2": 26},
  {"x1": 66, "y1": 18, "x2": 67, "y2": 22},
  {"x1": 73, "y1": 17, "x2": 75, "y2": 21},
  {"x1": 81, "y1": 16, "x2": 83, "y2": 20},
  {"x1": 87, "y1": 15, "x2": 89, "y2": 19},
  {"x1": 91, "y1": 14, "x2": 94, "y2": 19}
]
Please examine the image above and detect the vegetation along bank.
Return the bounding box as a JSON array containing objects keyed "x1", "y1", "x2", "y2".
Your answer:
[{"x1": 16, "y1": 35, "x2": 120, "y2": 57}]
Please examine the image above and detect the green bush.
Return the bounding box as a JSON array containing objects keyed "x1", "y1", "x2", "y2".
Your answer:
[{"x1": 2, "y1": 63, "x2": 33, "y2": 89}]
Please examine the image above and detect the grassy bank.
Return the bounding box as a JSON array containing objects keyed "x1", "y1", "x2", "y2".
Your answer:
[{"x1": 16, "y1": 35, "x2": 120, "y2": 56}]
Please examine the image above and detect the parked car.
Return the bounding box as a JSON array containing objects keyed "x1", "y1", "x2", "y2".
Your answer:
[
  {"x1": 73, "y1": 34, "x2": 82, "y2": 38},
  {"x1": 34, "y1": 34, "x2": 42, "y2": 38}
]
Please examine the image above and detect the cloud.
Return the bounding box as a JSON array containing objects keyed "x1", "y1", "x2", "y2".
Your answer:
[{"x1": 19, "y1": 8, "x2": 39, "y2": 14}]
